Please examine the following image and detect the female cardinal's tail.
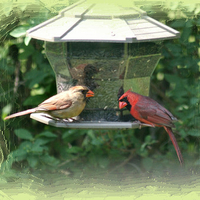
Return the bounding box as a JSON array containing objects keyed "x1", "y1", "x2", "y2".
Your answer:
[
  {"x1": 4, "y1": 108, "x2": 36, "y2": 120},
  {"x1": 164, "y1": 126, "x2": 184, "y2": 166}
]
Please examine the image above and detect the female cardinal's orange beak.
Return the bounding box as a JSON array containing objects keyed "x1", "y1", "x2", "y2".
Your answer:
[
  {"x1": 86, "y1": 90, "x2": 94, "y2": 97},
  {"x1": 119, "y1": 101, "x2": 127, "y2": 109}
]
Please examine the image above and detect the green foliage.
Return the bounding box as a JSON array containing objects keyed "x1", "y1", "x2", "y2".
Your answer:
[
  {"x1": 14, "y1": 129, "x2": 34, "y2": 140},
  {"x1": 150, "y1": 14, "x2": 200, "y2": 170},
  {"x1": 1, "y1": 129, "x2": 59, "y2": 170}
]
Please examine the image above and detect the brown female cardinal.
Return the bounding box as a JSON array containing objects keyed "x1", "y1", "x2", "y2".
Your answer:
[
  {"x1": 4, "y1": 86, "x2": 94, "y2": 120},
  {"x1": 118, "y1": 89, "x2": 183, "y2": 166}
]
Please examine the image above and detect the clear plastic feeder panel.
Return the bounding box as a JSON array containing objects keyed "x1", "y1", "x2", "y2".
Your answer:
[{"x1": 44, "y1": 42, "x2": 161, "y2": 123}]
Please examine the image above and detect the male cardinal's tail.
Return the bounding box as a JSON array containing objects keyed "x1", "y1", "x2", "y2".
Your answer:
[
  {"x1": 4, "y1": 108, "x2": 36, "y2": 120},
  {"x1": 164, "y1": 126, "x2": 184, "y2": 166}
]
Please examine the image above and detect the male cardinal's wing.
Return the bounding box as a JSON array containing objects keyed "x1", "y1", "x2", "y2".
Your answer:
[{"x1": 134, "y1": 102, "x2": 175, "y2": 127}]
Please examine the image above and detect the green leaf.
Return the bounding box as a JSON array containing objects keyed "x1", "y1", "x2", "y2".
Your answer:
[
  {"x1": 39, "y1": 131, "x2": 57, "y2": 138},
  {"x1": 2, "y1": 104, "x2": 12, "y2": 119},
  {"x1": 31, "y1": 139, "x2": 49, "y2": 153},
  {"x1": 91, "y1": 137, "x2": 103, "y2": 146},
  {"x1": 188, "y1": 129, "x2": 200, "y2": 137},
  {"x1": 24, "y1": 36, "x2": 31, "y2": 46},
  {"x1": 33, "y1": 138, "x2": 51, "y2": 146},
  {"x1": 19, "y1": 141, "x2": 33, "y2": 150},
  {"x1": 18, "y1": 141, "x2": 32, "y2": 150},
  {"x1": 87, "y1": 130, "x2": 96, "y2": 140},
  {"x1": 27, "y1": 156, "x2": 38, "y2": 168},
  {"x1": 41, "y1": 154, "x2": 59, "y2": 166},
  {"x1": 12, "y1": 149, "x2": 28, "y2": 162},
  {"x1": 10, "y1": 26, "x2": 27, "y2": 38},
  {"x1": 14, "y1": 129, "x2": 33, "y2": 140},
  {"x1": 24, "y1": 69, "x2": 48, "y2": 88},
  {"x1": 170, "y1": 19, "x2": 186, "y2": 28},
  {"x1": 190, "y1": 97, "x2": 199, "y2": 105},
  {"x1": 144, "y1": 135, "x2": 152, "y2": 143},
  {"x1": 62, "y1": 130, "x2": 76, "y2": 139},
  {"x1": 164, "y1": 43, "x2": 182, "y2": 57},
  {"x1": 31, "y1": 145, "x2": 46, "y2": 153},
  {"x1": 164, "y1": 74, "x2": 182, "y2": 84},
  {"x1": 66, "y1": 146, "x2": 83, "y2": 154},
  {"x1": 181, "y1": 27, "x2": 192, "y2": 43},
  {"x1": 179, "y1": 129, "x2": 187, "y2": 138},
  {"x1": 185, "y1": 19, "x2": 194, "y2": 28}
]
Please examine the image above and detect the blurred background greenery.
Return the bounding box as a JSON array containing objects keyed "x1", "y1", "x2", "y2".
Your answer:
[{"x1": 0, "y1": 0, "x2": 200, "y2": 182}]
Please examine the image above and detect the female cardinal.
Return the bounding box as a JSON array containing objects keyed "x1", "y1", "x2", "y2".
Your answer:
[
  {"x1": 118, "y1": 89, "x2": 183, "y2": 166},
  {"x1": 4, "y1": 86, "x2": 94, "y2": 120}
]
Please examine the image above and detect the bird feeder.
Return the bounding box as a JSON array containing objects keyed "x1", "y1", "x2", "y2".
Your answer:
[{"x1": 26, "y1": 0, "x2": 179, "y2": 129}]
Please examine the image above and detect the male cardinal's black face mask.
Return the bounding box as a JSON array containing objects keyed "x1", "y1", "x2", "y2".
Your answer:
[{"x1": 119, "y1": 97, "x2": 132, "y2": 111}]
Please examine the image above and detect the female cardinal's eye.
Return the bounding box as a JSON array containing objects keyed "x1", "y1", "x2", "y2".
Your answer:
[{"x1": 81, "y1": 90, "x2": 88, "y2": 95}]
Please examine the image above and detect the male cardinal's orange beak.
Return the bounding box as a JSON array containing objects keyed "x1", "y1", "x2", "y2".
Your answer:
[
  {"x1": 119, "y1": 101, "x2": 127, "y2": 109},
  {"x1": 86, "y1": 90, "x2": 94, "y2": 97}
]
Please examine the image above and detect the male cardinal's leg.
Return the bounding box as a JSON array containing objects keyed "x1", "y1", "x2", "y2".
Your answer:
[{"x1": 134, "y1": 120, "x2": 155, "y2": 129}]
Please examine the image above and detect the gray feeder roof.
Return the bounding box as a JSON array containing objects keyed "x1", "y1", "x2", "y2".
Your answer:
[{"x1": 27, "y1": 0, "x2": 179, "y2": 43}]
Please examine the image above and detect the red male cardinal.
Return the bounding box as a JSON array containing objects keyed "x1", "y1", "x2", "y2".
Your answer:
[
  {"x1": 4, "y1": 86, "x2": 94, "y2": 120},
  {"x1": 119, "y1": 89, "x2": 183, "y2": 166}
]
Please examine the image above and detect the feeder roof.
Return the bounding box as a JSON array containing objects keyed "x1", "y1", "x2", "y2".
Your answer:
[{"x1": 27, "y1": 1, "x2": 179, "y2": 43}]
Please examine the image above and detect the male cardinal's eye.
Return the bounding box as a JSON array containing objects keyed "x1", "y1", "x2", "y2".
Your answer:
[{"x1": 120, "y1": 97, "x2": 128, "y2": 102}]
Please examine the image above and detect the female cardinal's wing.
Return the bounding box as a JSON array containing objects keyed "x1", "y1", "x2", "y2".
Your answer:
[
  {"x1": 39, "y1": 100, "x2": 72, "y2": 110},
  {"x1": 134, "y1": 99, "x2": 175, "y2": 127},
  {"x1": 37, "y1": 92, "x2": 72, "y2": 111}
]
